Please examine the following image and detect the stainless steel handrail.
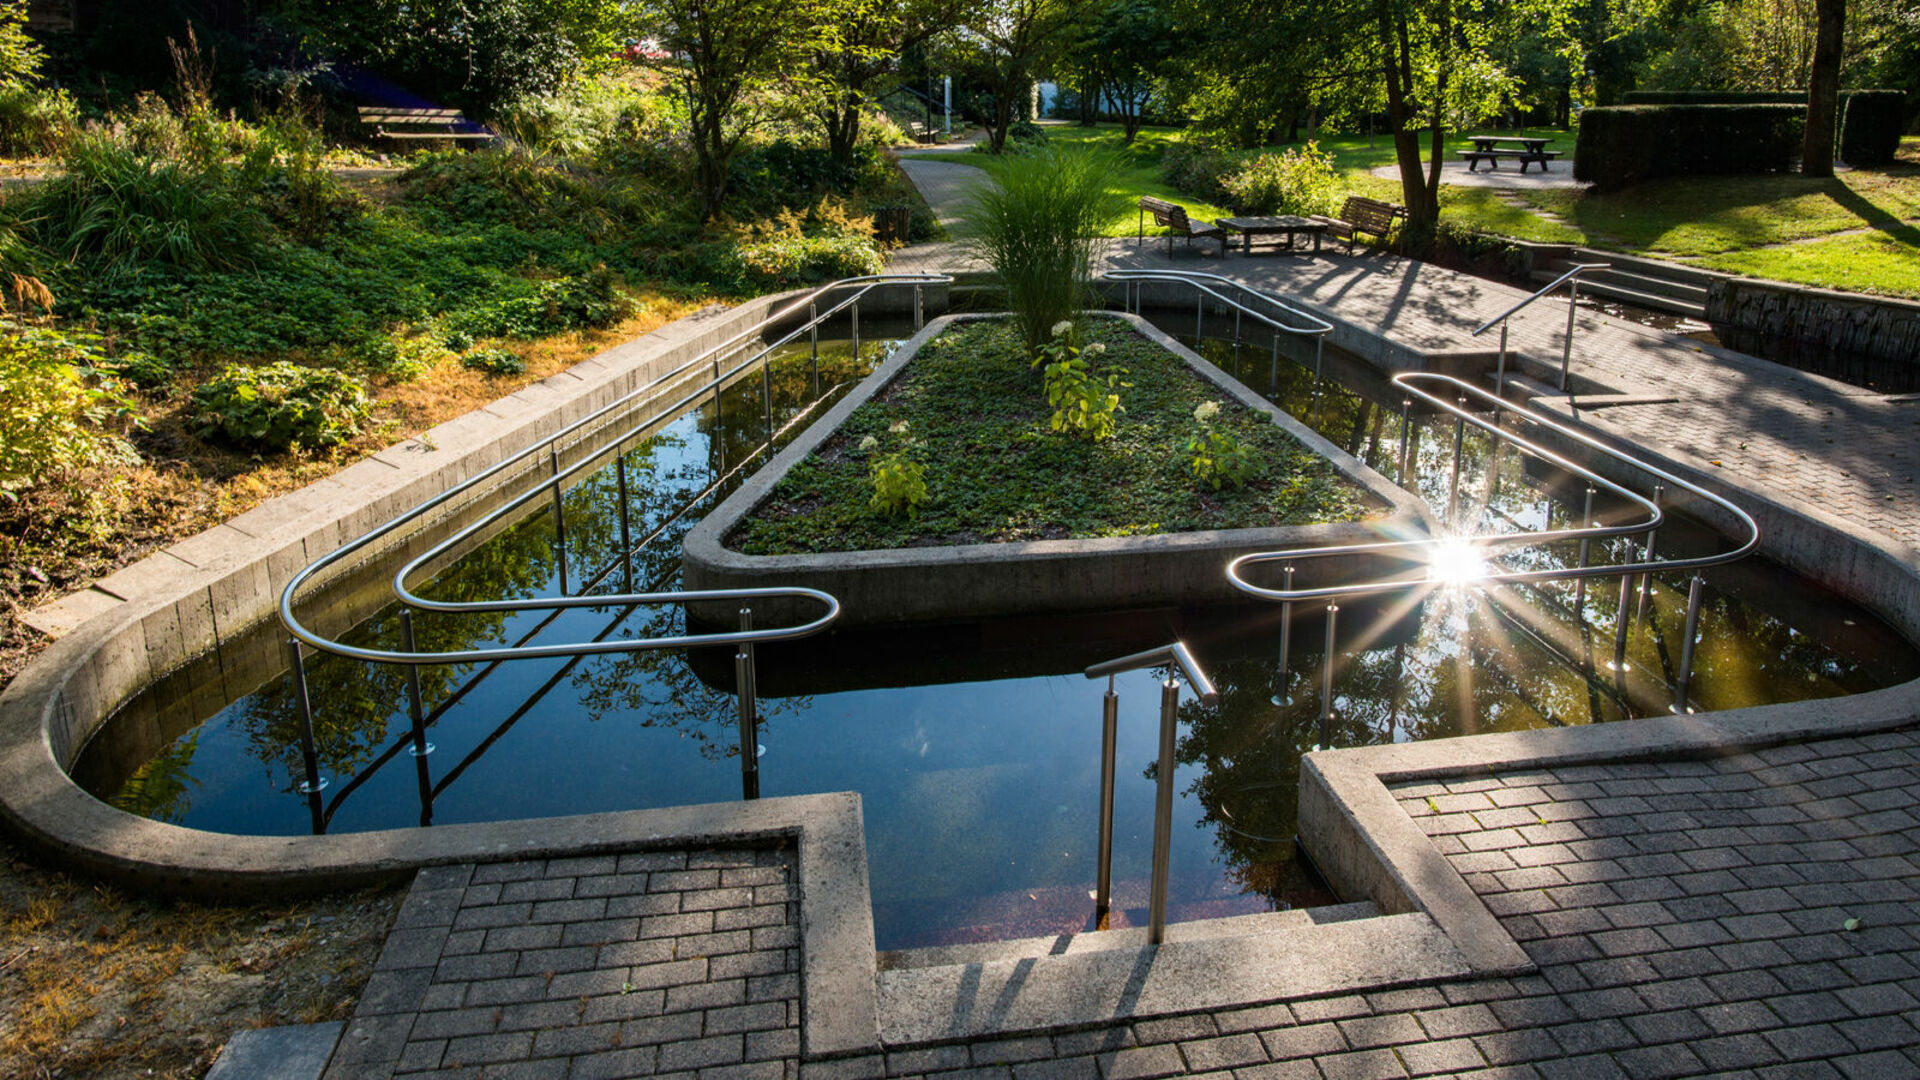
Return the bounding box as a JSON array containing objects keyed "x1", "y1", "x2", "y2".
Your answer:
[
  {"x1": 1082, "y1": 641, "x2": 1218, "y2": 946},
  {"x1": 1471, "y1": 262, "x2": 1609, "y2": 393},
  {"x1": 1228, "y1": 372, "x2": 1759, "y2": 719},
  {"x1": 1105, "y1": 269, "x2": 1335, "y2": 388},
  {"x1": 275, "y1": 274, "x2": 949, "y2": 812}
]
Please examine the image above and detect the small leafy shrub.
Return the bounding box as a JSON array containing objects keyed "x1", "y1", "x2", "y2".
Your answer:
[
  {"x1": 964, "y1": 149, "x2": 1124, "y2": 351},
  {"x1": 353, "y1": 333, "x2": 448, "y2": 381},
  {"x1": 1186, "y1": 401, "x2": 1257, "y2": 490},
  {"x1": 1221, "y1": 143, "x2": 1339, "y2": 217},
  {"x1": 0, "y1": 315, "x2": 138, "y2": 498},
  {"x1": 0, "y1": 84, "x2": 75, "y2": 156},
  {"x1": 868, "y1": 452, "x2": 928, "y2": 517},
  {"x1": 444, "y1": 267, "x2": 634, "y2": 340},
  {"x1": 108, "y1": 349, "x2": 174, "y2": 388},
  {"x1": 191, "y1": 362, "x2": 372, "y2": 452},
  {"x1": 462, "y1": 346, "x2": 526, "y2": 376},
  {"x1": 1160, "y1": 140, "x2": 1236, "y2": 207},
  {"x1": 726, "y1": 233, "x2": 886, "y2": 289},
  {"x1": 1037, "y1": 328, "x2": 1126, "y2": 441}
]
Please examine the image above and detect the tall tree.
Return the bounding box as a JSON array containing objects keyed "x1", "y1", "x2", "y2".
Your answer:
[
  {"x1": 951, "y1": 0, "x2": 1095, "y2": 152},
  {"x1": 1078, "y1": 0, "x2": 1174, "y2": 142},
  {"x1": 807, "y1": 0, "x2": 961, "y2": 165},
  {"x1": 634, "y1": 0, "x2": 844, "y2": 220},
  {"x1": 1802, "y1": 0, "x2": 1845, "y2": 176}
]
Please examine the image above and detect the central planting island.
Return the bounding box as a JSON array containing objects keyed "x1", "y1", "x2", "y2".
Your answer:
[{"x1": 682, "y1": 313, "x2": 1430, "y2": 627}]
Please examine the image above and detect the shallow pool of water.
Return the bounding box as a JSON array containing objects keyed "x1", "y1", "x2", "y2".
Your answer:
[{"x1": 76, "y1": 311, "x2": 1919, "y2": 951}]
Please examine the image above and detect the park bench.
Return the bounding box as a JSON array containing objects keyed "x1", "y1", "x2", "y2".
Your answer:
[
  {"x1": 1138, "y1": 196, "x2": 1226, "y2": 257},
  {"x1": 357, "y1": 107, "x2": 496, "y2": 146},
  {"x1": 904, "y1": 121, "x2": 944, "y2": 144},
  {"x1": 1310, "y1": 196, "x2": 1407, "y2": 253}
]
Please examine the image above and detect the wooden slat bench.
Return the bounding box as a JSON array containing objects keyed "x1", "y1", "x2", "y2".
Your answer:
[
  {"x1": 905, "y1": 121, "x2": 944, "y2": 145},
  {"x1": 358, "y1": 107, "x2": 496, "y2": 145},
  {"x1": 1310, "y1": 196, "x2": 1407, "y2": 253},
  {"x1": 1138, "y1": 196, "x2": 1225, "y2": 257}
]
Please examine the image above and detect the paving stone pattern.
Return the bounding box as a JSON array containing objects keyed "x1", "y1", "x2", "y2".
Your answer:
[
  {"x1": 339, "y1": 729, "x2": 1920, "y2": 1078},
  {"x1": 325, "y1": 846, "x2": 800, "y2": 1080}
]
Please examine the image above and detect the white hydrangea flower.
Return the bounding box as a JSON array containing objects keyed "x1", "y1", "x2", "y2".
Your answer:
[
  {"x1": 1051, "y1": 320, "x2": 1073, "y2": 338},
  {"x1": 858, "y1": 435, "x2": 879, "y2": 451},
  {"x1": 1193, "y1": 400, "x2": 1221, "y2": 423},
  {"x1": 888, "y1": 419, "x2": 910, "y2": 434},
  {"x1": 1085, "y1": 342, "x2": 1106, "y2": 356}
]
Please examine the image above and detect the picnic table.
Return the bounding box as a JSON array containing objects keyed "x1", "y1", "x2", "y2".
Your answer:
[
  {"x1": 1459, "y1": 135, "x2": 1563, "y2": 173},
  {"x1": 1216, "y1": 215, "x2": 1326, "y2": 255}
]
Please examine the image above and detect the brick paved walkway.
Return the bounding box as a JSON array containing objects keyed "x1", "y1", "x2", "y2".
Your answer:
[{"x1": 333, "y1": 728, "x2": 1920, "y2": 1078}]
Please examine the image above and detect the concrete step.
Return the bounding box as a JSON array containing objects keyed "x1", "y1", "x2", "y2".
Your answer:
[
  {"x1": 878, "y1": 899, "x2": 1382, "y2": 971},
  {"x1": 1570, "y1": 247, "x2": 1724, "y2": 289},
  {"x1": 204, "y1": 1022, "x2": 341, "y2": 1080},
  {"x1": 1576, "y1": 278, "x2": 1708, "y2": 319},
  {"x1": 1588, "y1": 268, "x2": 1710, "y2": 303}
]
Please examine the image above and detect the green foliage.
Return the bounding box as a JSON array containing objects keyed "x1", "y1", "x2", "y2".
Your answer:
[
  {"x1": 29, "y1": 127, "x2": 269, "y2": 280},
  {"x1": 724, "y1": 233, "x2": 887, "y2": 289},
  {"x1": 1574, "y1": 105, "x2": 1805, "y2": 189},
  {"x1": 1160, "y1": 139, "x2": 1238, "y2": 207},
  {"x1": 355, "y1": 334, "x2": 449, "y2": 381},
  {"x1": 730, "y1": 319, "x2": 1368, "y2": 555},
  {"x1": 191, "y1": 362, "x2": 372, "y2": 452},
  {"x1": 0, "y1": 1, "x2": 47, "y2": 89},
  {"x1": 443, "y1": 266, "x2": 634, "y2": 340},
  {"x1": 1622, "y1": 90, "x2": 1805, "y2": 104},
  {"x1": 0, "y1": 317, "x2": 137, "y2": 499},
  {"x1": 868, "y1": 452, "x2": 929, "y2": 517},
  {"x1": 1186, "y1": 401, "x2": 1258, "y2": 490},
  {"x1": 0, "y1": 84, "x2": 76, "y2": 156},
  {"x1": 1220, "y1": 142, "x2": 1340, "y2": 216},
  {"x1": 1036, "y1": 330, "x2": 1126, "y2": 442},
  {"x1": 1840, "y1": 91, "x2": 1908, "y2": 167},
  {"x1": 462, "y1": 347, "x2": 527, "y2": 376},
  {"x1": 963, "y1": 148, "x2": 1125, "y2": 352}
]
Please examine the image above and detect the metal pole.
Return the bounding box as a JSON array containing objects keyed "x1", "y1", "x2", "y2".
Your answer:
[
  {"x1": 1639, "y1": 483, "x2": 1664, "y2": 616},
  {"x1": 1234, "y1": 307, "x2": 1242, "y2": 344},
  {"x1": 852, "y1": 300, "x2": 861, "y2": 359},
  {"x1": 1195, "y1": 291, "x2": 1203, "y2": 345},
  {"x1": 615, "y1": 455, "x2": 634, "y2": 594},
  {"x1": 399, "y1": 612, "x2": 434, "y2": 761},
  {"x1": 913, "y1": 285, "x2": 924, "y2": 332},
  {"x1": 1560, "y1": 278, "x2": 1579, "y2": 391},
  {"x1": 549, "y1": 446, "x2": 569, "y2": 596},
  {"x1": 285, "y1": 638, "x2": 328, "y2": 802},
  {"x1": 1672, "y1": 576, "x2": 1705, "y2": 714},
  {"x1": 809, "y1": 301, "x2": 820, "y2": 396},
  {"x1": 1095, "y1": 679, "x2": 1118, "y2": 927},
  {"x1": 1448, "y1": 402, "x2": 1466, "y2": 526},
  {"x1": 1149, "y1": 678, "x2": 1179, "y2": 946},
  {"x1": 1272, "y1": 566, "x2": 1295, "y2": 706},
  {"x1": 761, "y1": 357, "x2": 775, "y2": 457},
  {"x1": 1318, "y1": 603, "x2": 1339, "y2": 751},
  {"x1": 1574, "y1": 485, "x2": 1595, "y2": 615},
  {"x1": 736, "y1": 607, "x2": 760, "y2": 799},
  {"x1": 1611, "y1": 570, "x2": 1633, "y2": 673},
  {"x1": 1399, "y1": 399, "x2": 1413, "y2": 485},
  {"x1": 1269, "y1": 336, "x2": 1280, "y2": 395},
  {"x1": 1313, "y1": 336, "x2": 1324, "y2": 383},
  {"x1": 1495, "y1": 322, "x2": 1508, "y2": 404}
]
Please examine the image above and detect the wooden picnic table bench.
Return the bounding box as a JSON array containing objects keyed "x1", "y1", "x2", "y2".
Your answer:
[
  {"x1": 1459, "y1": 135, "x2": 1563, "y2": 173},
  {"x1": 904, "y1": 121, "x2": 944, "y2": 144},
  {"x1": 1138, "y1": 196, "x2": 1225, "y2": 257},
  {"x1": 1308, "y1": 196, "x2": 1406, "y2": 253},
  {"x1": 358, "y1": 107, "x2": 496, "y2": 145}
]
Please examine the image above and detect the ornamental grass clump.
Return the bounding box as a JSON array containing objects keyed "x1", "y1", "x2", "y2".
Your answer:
[{"x1": 962, "y1": 148, "x2": 1125, "y2": 352}]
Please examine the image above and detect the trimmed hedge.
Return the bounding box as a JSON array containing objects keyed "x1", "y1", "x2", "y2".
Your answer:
[
  {"x1": 1622, "y1": 91, "x2": 1804, "y2": 105},
  {"x1": 1575, "y1": 105, "x2": 1804, "y2": 190},
  {"x1": 1840, "y1": 90, "x2": 1907, "y2": 166}
]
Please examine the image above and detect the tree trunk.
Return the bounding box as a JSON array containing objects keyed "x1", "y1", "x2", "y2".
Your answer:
[
  {"x1": 1379, "y1": 5, "x2": 1431, "y2": 226},
  {"x1": 1801, "y1": 0, "x2": 1845, "y2": 176}
]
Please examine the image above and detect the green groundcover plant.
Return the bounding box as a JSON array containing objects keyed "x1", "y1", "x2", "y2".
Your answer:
[{"x1": 729, "y1": 318, "x2": 1369, "y2": 554}]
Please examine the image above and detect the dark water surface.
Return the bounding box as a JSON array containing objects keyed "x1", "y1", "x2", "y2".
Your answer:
[{"x1": 77, "y1": 313, "x2": 1918, "y2": 951}]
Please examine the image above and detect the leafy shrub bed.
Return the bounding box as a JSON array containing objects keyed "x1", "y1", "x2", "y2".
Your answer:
[{"x1": 728, "y1": 319, "x2": 1368, "y2": 555}]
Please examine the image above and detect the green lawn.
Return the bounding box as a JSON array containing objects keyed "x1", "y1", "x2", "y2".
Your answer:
[{"x1": 935, "y1": 125, "x2": 1920, "y2": 297}]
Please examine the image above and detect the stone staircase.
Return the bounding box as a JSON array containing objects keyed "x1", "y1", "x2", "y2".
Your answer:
[{"x1": 1531, "y1": 247, "x2": 1717, "y2": 320}]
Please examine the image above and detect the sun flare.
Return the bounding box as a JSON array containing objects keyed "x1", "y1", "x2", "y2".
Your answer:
[{"x1": 1426, "y1": 539, "x2": 1489, "y2": 587}]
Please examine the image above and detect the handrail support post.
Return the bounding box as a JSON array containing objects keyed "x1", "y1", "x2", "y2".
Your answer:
[
  {"x1": 1672, "y1": 576, "x2": 1705, "y2": 714},
  {"x1": 736, "y1": 607, "x2": 761, "y2": 799},
  {"x1": 1149, "y1": 678, "x2": 1179, "y2": 946},
  {"x1": 1095, "y1": 681, "x2": 1118, "y2": 928}
]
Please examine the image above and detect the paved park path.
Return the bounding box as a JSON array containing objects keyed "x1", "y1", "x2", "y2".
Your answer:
[{"x1": 315, "y1": 161, "x2": 1920, "y2": 1079}]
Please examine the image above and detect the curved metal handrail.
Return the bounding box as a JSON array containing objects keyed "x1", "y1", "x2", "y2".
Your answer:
[
  {"x1": 1106, "y1": 269, "x2": 1334, "y2": 338},
  {"x1": 1472, "y1": 263, "x2": 1609, "y2": 336},
  {"x1": 1471, "y1": 262, "x2": 1609, "y2": 393},
  {"x1": 278, "y1": 273, "x2": 948, "y2": 663},
  {"x1": 1226, "y1": 372, "x2": 1758, "y2": 603}
]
